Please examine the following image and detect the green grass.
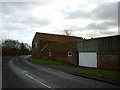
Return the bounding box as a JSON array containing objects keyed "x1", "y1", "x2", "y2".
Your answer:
[
  {"x1": 72, "y1": 68, "x2": 120, "y2": 83},
  {"x1": 27, "y1": 57, "x2": 71, "y2": 65},
  {"x1": 27, "y1": 57, "x2": 120, "y2": 83}
]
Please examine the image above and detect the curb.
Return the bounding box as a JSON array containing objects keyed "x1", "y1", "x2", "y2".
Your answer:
[
  {"x1": 69, "y1": 73, "x2": 120, "y2": 86},
  {"x1": 26, "y1": 59, "x2": 120, "y2": 86},
  {"x1": 40, "y1": 65, "x2": 120, "y2": 86}
]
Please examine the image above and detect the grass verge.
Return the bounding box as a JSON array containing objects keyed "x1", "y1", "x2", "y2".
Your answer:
[
  {"x1": 27, "y1": 57, "x2": 71, "y2": 65},
  {"x1": 72, "y1": 68, "x2": 120, "y2": 84}
]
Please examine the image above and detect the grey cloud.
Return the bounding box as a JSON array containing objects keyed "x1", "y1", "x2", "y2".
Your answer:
[
  {"x1": 85, "y1": 31, "x2": 99, "y2": 38},
  {"x1": 2, "y1": 17, "x2": 50, "y2": 31},
  {"x1": 92, "y1": 2, "x2": 118, "y2": 21},
  {"x1": 99, "y1": 30, "x2": 117, "y2": 35},
  {"x1": 2, "y1": 2, "x2": 50, "y2": 26},
  {"x1": 84, "y1": 30, "x2": 117, "y2": 38},
  {"x1": 70, "y1": 21, "x2": 117, "y2": 32},
  {"x1": 2, "y1": 2, "x2": 17, "y2": 15},
  {"x1": 2, "y1": 2, "x2": 49, "y2": 15},
  {"x1": 23, "y1": 17, "x2": 50, "y2": 26},
  {"x1": 68, "y1": 26, "x2": 100, "y2": 38},
  {"x1": 84, "y1": 21, "x2": 117, "y2": 30},
  {"x1": 68, "y1": 21, "x2": 117, "y2": 38},
  {"x1": 85, "y1": 23, "x2": 107, "y2": 30},
  {"x1": 66, "y1": 10, "x2": 90, "y2": 19},
  {"x1": 65, "y1": 2, "x2": 118, "y2": 21}
]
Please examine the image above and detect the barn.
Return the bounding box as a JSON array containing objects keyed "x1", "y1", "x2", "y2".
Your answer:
[
  {"x1": 77, "y1": 35, "x2": 120, "y2": 70},
  {"x1": 32, "y1": 32, "x2": 83, "y2": 58},
  {"x1": 32, "y1": 32, "x2": 120, "y2": 70}
]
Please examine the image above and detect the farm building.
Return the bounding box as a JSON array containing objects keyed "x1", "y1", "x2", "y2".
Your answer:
[
  {"x1": 32, "y1": 32, "x2": 83, "y2": 58},
  {"x1": 77, "y1": 35, "x2": 120, "y2": 70},
  {"x1": 32, "y1": 32, "x2": 120, "y2": 70}
]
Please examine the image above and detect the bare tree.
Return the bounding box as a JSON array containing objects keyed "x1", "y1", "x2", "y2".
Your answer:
[
  {"x1": 62, "y1": 29, "x2": 73, "y2": 36},
  {"x1": 2, "y1": 39, "x2": 31, "y2": 56}
]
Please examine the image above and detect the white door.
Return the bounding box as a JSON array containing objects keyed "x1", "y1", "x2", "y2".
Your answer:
[{"x1": 79, "y1": 52, "x2": 97, "y2": 68}]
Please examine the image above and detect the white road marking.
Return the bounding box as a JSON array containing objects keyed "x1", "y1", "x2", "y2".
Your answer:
[
  {"x1": 10, "y1": 58, "x2": 54, "y2": 90},
  {"x1": 25, "y1": 73, "x2": 54, "y2": 90}
]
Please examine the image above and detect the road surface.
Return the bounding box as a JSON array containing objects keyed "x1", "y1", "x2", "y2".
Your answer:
[{"x1": 2, "y1": 55, "x2": 120, "y2": 89}]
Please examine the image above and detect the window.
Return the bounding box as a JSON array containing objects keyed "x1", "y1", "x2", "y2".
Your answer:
[
  {"x1": 35, "y1": 42, "x2": 37, "y2": 48},
  {"x1": 68, "y1": 51, "x2": 72, "y2": 56},
  {"x1": 49, "y1": 52, "x2": 52, "y2": 57}
]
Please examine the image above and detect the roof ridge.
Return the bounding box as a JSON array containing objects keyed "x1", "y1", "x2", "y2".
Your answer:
[{"x1": 36, "y1": 32, "x2": 82, "y2": 39}]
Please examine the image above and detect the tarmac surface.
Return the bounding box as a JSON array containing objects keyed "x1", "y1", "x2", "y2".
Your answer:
[
  {"x1": 41, "y1": 64, "x2": 120, "y2": 85},
  {"x1": 41, "y1": 64, "x2": 86, "y2": 73},
  {"x1": 2, "y1": 55, "x2": 120, "y2": 89}
]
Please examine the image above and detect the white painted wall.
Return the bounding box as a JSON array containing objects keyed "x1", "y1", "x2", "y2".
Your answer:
[{"x1": 79, "y1": 52, "x2": 97, "y2": 68}]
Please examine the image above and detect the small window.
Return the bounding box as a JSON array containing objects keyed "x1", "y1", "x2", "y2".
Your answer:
[
  {"x1": 68, "y1": 51, "x2": 72, "y2": 56},
  {"x1": 35, "y1": 42, "x2": 37, "y2": 48},
  {"x1": 49, "y1": 52, "x2": 52, "y2": 57}
]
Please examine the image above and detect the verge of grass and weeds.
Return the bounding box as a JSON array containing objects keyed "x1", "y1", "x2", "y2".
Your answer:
[
  {"x1": 27, "y1": 57, "x2": 120, "y2": 84},
  {"x1": 71, "y1": 68, "x2": 120, "y2": 84},
  {"x1": 27, "y1": 57, "x2": 72, "y2": 65}
]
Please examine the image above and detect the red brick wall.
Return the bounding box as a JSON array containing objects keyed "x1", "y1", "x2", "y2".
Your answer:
[
  {"x1": 41, "y1": 51, "x2": 49, "y2": 59},
  {"x1": 32, "y1": 41, "x2": 56, "y2": 58},
  {"x1": 32, "y1": 49, "x2": 40, "y2": 58},
  {"x1": 40, "y1": 41, "x2": 56, "y2": 50},
  {"x1": 97, "y1": 53, "x2": 120, "y2": 70},
  {"x1": 41, "y1": 51, "x2": 77, "y2": 65}
]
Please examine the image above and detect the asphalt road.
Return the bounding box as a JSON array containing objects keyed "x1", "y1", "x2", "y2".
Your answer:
[{"x1": 2, "y1": 55, "x2": 120, "y2": 89}]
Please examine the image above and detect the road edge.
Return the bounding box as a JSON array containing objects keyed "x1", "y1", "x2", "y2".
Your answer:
[{"x1": 25, "y1": 57, "x2": 120, "y2": 86}]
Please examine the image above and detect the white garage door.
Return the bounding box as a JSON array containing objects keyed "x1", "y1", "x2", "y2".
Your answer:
[{"x1": 79, "y1": 52, "x2": 97, "y2": 68}]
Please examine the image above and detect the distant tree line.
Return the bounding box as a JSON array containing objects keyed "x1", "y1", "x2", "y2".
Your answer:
[{"x1": 2, "y1": 39, "x2": 32, "y2": 56}]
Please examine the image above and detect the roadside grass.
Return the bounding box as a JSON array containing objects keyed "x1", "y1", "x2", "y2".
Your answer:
[
  {"x1": 27, "y1": 57, "x2": 120, "y2": 83},
  {"x1": 72, "y1": 68, "x2": 120, "y2": 83},
  {"x1": 27, "y1": 57, "x2": 71, "y2": 65}
]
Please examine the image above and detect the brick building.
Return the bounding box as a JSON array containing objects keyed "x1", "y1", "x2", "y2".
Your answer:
[
  {"x1": 32, "y1": 32, "x2": 83, "y2": 58},
  {"x1": 77, "y1": 35, "x2": 120, "y2": 70},
  {"x1": 32, "y1": 32, "x2": 120, "y2": 70},
  {"x1": 41, "y1": 41, "x2": 78, "y2": 65}
]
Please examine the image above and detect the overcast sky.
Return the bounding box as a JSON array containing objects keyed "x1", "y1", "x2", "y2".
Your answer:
[{"x1": 0, "y1": 0, "x2": 119, "y2": 45}]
